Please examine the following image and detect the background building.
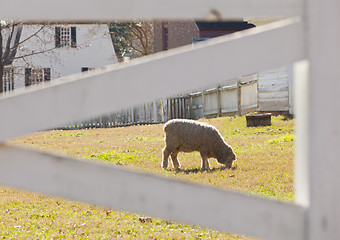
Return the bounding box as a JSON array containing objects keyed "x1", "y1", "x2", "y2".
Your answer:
[{"x1": 2, "y1": 23, "x2": 117, "y2": 91}]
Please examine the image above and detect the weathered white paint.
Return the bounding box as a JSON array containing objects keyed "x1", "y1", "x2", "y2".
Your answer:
[
  {"x1": 294, "y1": 60, "x2": 309, "y2": 208},
  {"x1": 288, "y1": 65, "x2": 294, "y2": 114},
  {"x1": 0, "y1": 19, "x2": 305, "y2": 142},
  {"x1": 306, "y1": 0, "x2": 340, "y2": 238},
  {"x1": 203, "y1": 89, "x2": 220, "y2": 116},
  {"x1": 1, "y1": 0, "x2": 303, "y2": 21},
  {"x1": 192, "y1": 77, "x2": 257, "y2": 118},
  {"x1": 257, "y1": 66, "x2": 292, "y2": 112},
  {"x1": 258, "y1": 92, "x2": 289, "y2": 99},
  {"x1": 190, "y1": 92, "x2": 204, "y2": 119},
  {"x1": 241, "y1": 81, "x2": 258, "y2": 111},
  {"x1": 0, "y1": 144, "x2": 306, "y2": 240},
  {"x1": 9, "y1": 24, "x2": 117, "y2": 89},
  {"x1": 220, "y1": 85, "x2": 239, "y2": 114}
]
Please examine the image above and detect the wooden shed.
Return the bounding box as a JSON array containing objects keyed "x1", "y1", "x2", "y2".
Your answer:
[{"x1": 257, "y1": 65, "x2": 294, "y2": 115}]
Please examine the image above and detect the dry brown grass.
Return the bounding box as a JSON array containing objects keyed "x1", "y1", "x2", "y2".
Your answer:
[{"x1": 2, "y1": 116, "x2": 294, "y2": 239}]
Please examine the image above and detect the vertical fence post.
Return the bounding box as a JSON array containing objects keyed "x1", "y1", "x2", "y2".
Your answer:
[
  {"x1": 153, "y1": 101, "x2": 157, "y2": 123},
  {"x1": 171, "y1": 98, "x2": 174, "y2": 119},
  {"x1": 202, "y1": 90, "x2": 205, "y2": 118},
  {"x1": 217, "y1": 85, "x2": 222, "y2": 117},
  {"x1": 237, "y1": 79, "x2": 242, "y2": 116},
  {"x1": 306, "y1": 0, "x2": 340, "y2": 239},
  {"x1": 160, "y1": 99, "x2": 165, "y2": 122},
  {"x1": 131, "y1": 107, "x2": 134, "y2": 125}
]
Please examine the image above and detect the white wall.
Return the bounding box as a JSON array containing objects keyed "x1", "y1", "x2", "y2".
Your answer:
[
  {"x1": 12, "y1": 24, "x2": 118, "y2": 88},
  {"x1": 257, "y1": 66, "x2": 292, "y2": 113}
]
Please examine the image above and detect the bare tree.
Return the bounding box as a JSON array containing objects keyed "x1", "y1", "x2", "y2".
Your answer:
[
  {"x1": 127, "y1": 21, "x2": 154, "y2": 56},
  {"x1": 0, "y1": 21, "x2": 56, "y2": 92},
  {"x1": 109, "y1": 21, "x2": 154, "y2": 61}
]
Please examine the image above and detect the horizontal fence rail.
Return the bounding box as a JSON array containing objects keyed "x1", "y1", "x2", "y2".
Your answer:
[
  {"x1": 0, "y1": 144, "x2": 306, "y2": 240},
  {"x1": 0, "y1": 19, "x2": 305, "y2": 142},
  {"x1": 1, "y1": 0, "x2": 304, "y2": 21}
]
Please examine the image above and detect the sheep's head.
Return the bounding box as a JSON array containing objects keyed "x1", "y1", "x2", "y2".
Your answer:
[{"x1": 217, "y1": 146, "x2": 236, "y2": 169}]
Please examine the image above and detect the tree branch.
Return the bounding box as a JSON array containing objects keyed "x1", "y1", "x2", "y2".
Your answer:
[
  {"x1": 12, "y1": 25, "x2": 45, "y2": 50},
  {"x1": 131, "y1": 24, "x2": 148, "y2": 55},
  {"x1": 125, "y1": 37, "x2": 143, "y2": 54},
  {"x1": 12, "y1": 47, "x2": 56, "y2": 60}
]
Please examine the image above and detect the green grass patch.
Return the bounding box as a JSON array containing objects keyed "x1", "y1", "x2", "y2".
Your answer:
[
  {"x1": 87, "y1": 150, "x2": 138, "y2": 164},
  {"x1": 7, "y1": 115, "x2": 294, "y2": 239},
  {"x1": 125, "y1": 136, "x2": 163, "y2": 142},
  {"x1": 45, "y1": 132, "x2": 85, "y2": 138},
  {"x1": 267, "y1": 134, "x2": 295, "y2": 144}
]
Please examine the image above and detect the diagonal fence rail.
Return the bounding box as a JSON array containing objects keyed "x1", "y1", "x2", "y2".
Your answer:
[
  {"x1": 0, "y1": 144, "x2": 305, "y2": 240},
  {"x1": 0, "y1": 19, "x2": 304, "y2": 142}
]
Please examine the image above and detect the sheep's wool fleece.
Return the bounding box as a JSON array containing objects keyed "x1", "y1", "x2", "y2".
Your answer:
[{"x1": 164, "y1": 119, "x2": 227, "y2": 153}]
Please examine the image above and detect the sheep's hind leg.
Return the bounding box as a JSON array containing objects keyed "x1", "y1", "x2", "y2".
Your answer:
[
  {"x1": 171, "y1": 151, "x2": 180, "y2": 170},
  {"x1": 200, "y1": 152, "x2": 210, "y2": 170},
  {"x1": 162, "y1": 147, "x2": 171, "y2": 169}
]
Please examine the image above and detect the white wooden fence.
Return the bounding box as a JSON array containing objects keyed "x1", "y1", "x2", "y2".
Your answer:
[
  {"x1": 60, "y1": 77, "x2": 256, "y2": 129},
  {"x1": 59, "y1": 97, "x2": 190, "y2": 129},
  {"x1": 0, "y1": 0, "x2": 338, "y2": 239},
  {"x1": 60, "y1": 101, "x2": 164, "y2": 129},
  {"x1": 258, "y1": 66, "x2": 293, "y2": 113},
  {"x1": 190, "y1": 74, "x2": 257, "y2": 119}
]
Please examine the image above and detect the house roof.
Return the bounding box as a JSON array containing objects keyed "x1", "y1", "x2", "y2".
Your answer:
[{"x1": 195, "y1": 21, "x2": 255, "y2": 30}]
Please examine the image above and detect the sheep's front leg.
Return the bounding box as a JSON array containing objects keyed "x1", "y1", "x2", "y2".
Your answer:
[
  {"x1": 200, "y1": 152, "x2": 210, "y2": 170},
  {"x1": 171, "y1": 151, "x2": 180, "y2": 170},
  {"x1": 162, "y1": 147, "x2": 171, "y2": 169}
]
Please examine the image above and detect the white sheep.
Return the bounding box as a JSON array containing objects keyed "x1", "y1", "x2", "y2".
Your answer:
[{"x1": 162, "y1": 119, "x2": 236, "y2": 170}]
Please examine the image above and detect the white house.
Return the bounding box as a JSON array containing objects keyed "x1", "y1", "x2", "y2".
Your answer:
[{"x1": 2, "y1": 23, "x2": 118, "y2": 91}]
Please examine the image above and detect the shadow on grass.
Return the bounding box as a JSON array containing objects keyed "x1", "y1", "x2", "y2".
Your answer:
[
  {"x1": 167, "y1": 165, "x2": 237, "y2": 174},
  {"x1": 283, "y1": 114, "x2": 294, "y2": 121}
]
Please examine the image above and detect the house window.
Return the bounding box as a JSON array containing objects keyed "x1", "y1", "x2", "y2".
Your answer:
[
  {"x1": 25, "y1": 68, "x2": 51, "y2": 86},
  {"x1": 81, "y1": 67, "x2": 95, "y2": 72},
  {"x1": 162, "y1": 22, "x2": 169, "y2": 51},
  {"x1": 60, "y1": 27, "x2": 70, "y2": 47},
  {"x1": 55, "y1": 26, "x2": 77, "y2": 48},
  {"x1": 2, "y1": 68, "x2": 14, "y2": 92}
]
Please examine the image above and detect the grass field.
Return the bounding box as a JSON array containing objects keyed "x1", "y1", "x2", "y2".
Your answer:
[{"x1": 2, "y1": 116, "x2": 294, "y2": 239}]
